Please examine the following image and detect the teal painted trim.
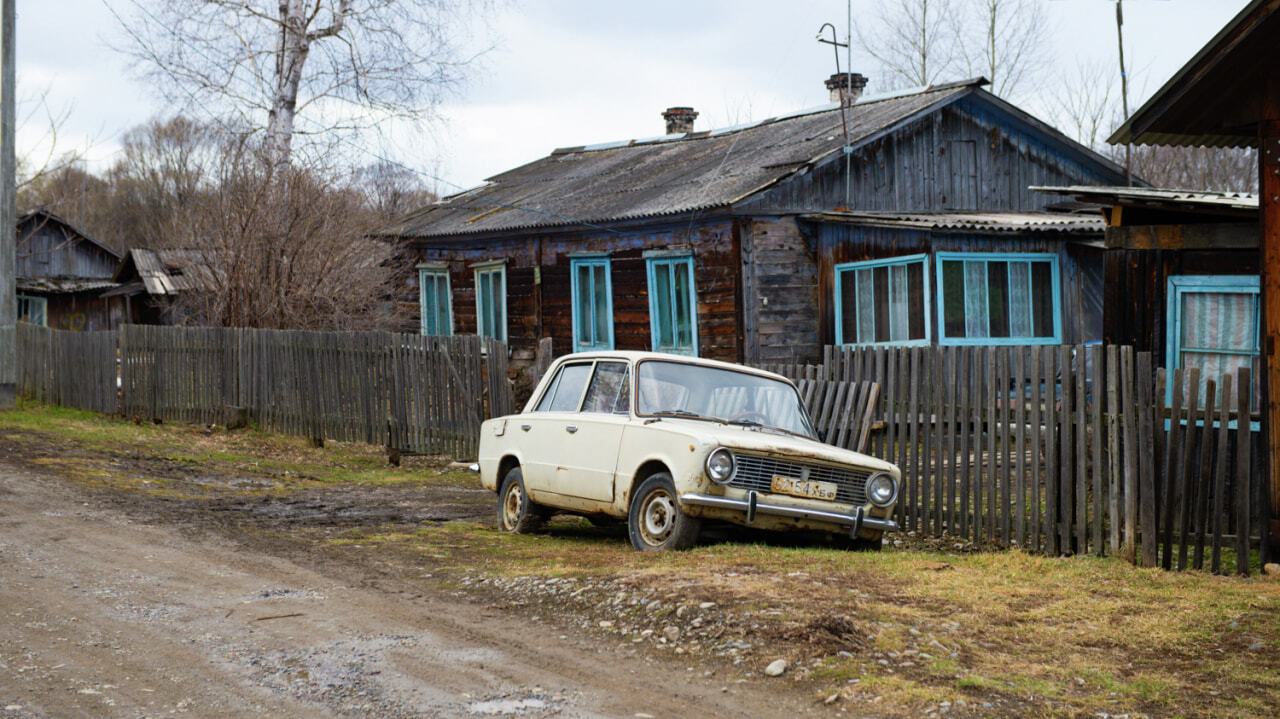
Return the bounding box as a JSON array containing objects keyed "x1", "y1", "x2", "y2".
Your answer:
[
  {"x1": 833, "y1": 254, "x2": 931, "y2": 347},
  {"x1": 474, "y1": 264, "x2": 507, "y2": 343},
  {"x1": 1164, "y1": 274, "x2": 1260, "y2": 425},
  {"x1": 417, "y1": 268, "x2": 452, "y2": 337},
  {"x1": 645, "y1": 254, "x2": 698, "y2": 356},
  {"x1": 934, "y1": 251, "x2": 1062, "y2": 346},
  {"x1": 570, "y1": 256, "x2": 615, "y2": 352}
]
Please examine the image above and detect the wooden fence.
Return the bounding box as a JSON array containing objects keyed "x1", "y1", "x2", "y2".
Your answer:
[
  {"x1": 16, "y1": 324, "x2": 512, "y2": 459},
  {"x1": 16, "y1": 323, "x2": 118, "y2": 413},
  {"x1": 766, "y1": 345, "x2": 1272, "y2": 576}
]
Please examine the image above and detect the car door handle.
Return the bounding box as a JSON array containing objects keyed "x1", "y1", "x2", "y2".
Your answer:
[
  {"x1": 565, "y1": 425, "x2": 578, "y2": 434},
  {"x1": 521, "y1": 423, "x2": 531, "y2": 432}
]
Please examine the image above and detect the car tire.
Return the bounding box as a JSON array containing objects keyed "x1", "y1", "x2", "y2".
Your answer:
[
  {"x1": 497, "y1": 467, "x2": 545, "y2": 534},
  {"x1": 628, "y1": 473, "x2": 700, "y2": 551}
]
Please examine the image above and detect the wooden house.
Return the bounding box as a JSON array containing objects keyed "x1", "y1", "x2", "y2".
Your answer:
[
  {"x1": 15, "y1": 210, "x2": 123, "y2": 331},
  {"x1": 110, "y1": 249, "x2": 219, "y2": 325},
  {"x1": 1103, "y1": 0, "x2": 1280, "y2": 550},
  {"x1": 381, "y1": 76, "x2": 1127, "y2": 370}
]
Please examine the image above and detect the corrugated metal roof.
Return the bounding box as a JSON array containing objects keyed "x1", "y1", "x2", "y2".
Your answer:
[
  {"x1": 802, "y1": 210, "x2": 1104, "y2": 234},
  {"x1": 15, "y1": 277, "x2": 119, "y2": 293},
  {"x1": 1032, "y1": 185, "x2": 1258, "y2": 213},
  {"x1": 381, "y1": 79, "x2": 989, "y2": 239}
]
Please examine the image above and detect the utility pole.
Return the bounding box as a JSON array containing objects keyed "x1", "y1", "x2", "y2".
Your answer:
[
  {"x1": 0, "y1": 0, "x2": 15, "y2": 409},
  {"x1": 1115, "y1": 0, "x2": 1132, "y2": 186}
]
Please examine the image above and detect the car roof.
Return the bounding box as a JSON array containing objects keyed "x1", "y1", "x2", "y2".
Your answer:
[{"x1": 548, "y1": 351, "x2": 793, "y2": 385}]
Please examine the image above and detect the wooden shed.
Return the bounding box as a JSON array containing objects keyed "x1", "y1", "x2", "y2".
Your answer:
[
  {"x1": 382, "y1": 77, "x2": 1127, "y2": 370},
  {"x1": 111, "y1": 249, "x2": 218, "y2": 325},
  {"x1": 15, "y1": 210, "x2": 123, "y2": 331}
]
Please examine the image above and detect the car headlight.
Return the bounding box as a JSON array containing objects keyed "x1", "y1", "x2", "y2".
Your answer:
[
  {"x1": 705, "y1": 447, "x2": 736, "y2": 484},
  {"x1": 866, "y1": 472, "x2": 897, "y2": 507}
]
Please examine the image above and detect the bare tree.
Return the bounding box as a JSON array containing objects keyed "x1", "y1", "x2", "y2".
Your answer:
[
  {"x1": 858, "y1": 0, "x2": 959, "y2": 90},
  {"x1": 1041, "y1": 58, "x2": 1121, "y2": 151},
  {"x1": 1120, "y1": 145, "x2": 1257, "y2": 193},
  {"x1": 119, "y1": 1, "x2": 487, "y2": 170},
  {"x1": 352, "y1": 160, "x2": 437, "y2": 225},
  {"x1": 959, "y1": 0, "x2": 1050, "y2": 101},
  {"x1": 168, "y1": 136, "x2": 404, "y2": 329}
]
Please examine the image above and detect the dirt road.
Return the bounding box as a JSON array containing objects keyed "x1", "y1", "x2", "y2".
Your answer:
[{"x1": 0, "y1": 463, "x2": 820, "y2": 718}]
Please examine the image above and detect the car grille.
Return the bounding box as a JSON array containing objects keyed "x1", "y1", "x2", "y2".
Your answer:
[{"x1": 729, "y1": 452, "x2": 870, "y2": 505}]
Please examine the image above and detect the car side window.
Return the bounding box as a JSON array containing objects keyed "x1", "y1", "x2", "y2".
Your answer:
[
  {"x1": 582, "y1": 362, "x2": 631, "y2": 415},
  {"x1": 535, "y1": 363, "x2": 593, "y2": 412}
]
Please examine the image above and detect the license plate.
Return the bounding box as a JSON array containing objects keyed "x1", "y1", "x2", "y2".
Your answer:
[{"x1": 770, "y1": 475, "x2": 838, "y2": 501}]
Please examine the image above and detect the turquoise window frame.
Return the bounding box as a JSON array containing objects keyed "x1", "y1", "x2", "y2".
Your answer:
[
  {"x1": 16, "y1": 295, "x2": 47, "y2": 326},
  {"x1": 934, "y1": 251, "x2": 1062, "y2": 346},
  {"x1": 417, "y1": 266, "x2": 452, "y2": 337},
  {"x1": 834, "y1": 254, "x2": 931, "y2": 347},
  {"x1": 570, "y1": 255, "x2": 615, "y2": 352},
  {"x1": 474, "y1": 263, "x2": 507, "y2": 343},
  {"x1": 1165, "y1": 274, "x2": 1260, "y2": 419},
  {"x1": 645, "y1": 254, "x2": 698, "y2": 356}
]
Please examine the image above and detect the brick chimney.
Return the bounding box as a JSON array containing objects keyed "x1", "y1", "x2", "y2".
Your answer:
[
  {"x1": 662, "y1": 106, "x2": 698, "y2": 135},
  {"x1": 825, "y1": 72, "x2": 868, "y2": 104}
]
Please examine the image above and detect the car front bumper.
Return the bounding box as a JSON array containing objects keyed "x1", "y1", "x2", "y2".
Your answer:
[{"x1": 680, "y1": 491, "x2": 899, "y2": 538}]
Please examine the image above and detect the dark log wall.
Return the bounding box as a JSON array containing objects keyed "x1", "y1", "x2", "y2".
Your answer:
[
  {"x1": 738, "y1": 97, "x2": 1124, "y2": 215},
  {"x1": 806, "y1": 221, "x2": 1098, "y2": 347},
  {"x1": 1103, "y1": 247, "x2": 1260, "y2": 364},
  {"x1": 412, "y1": 218, "x2": 740, "y2": 366},
  {"x1": 741, "y1": 217, "x2": 820, "y2": 365}
]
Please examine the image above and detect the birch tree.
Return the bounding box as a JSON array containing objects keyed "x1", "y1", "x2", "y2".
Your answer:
[
  {"x1": 960, "y1": 0, "x2": 1050, "y2": 101},
  {"x1": 120, "y1": 1, "x2": 486, "y2": 170},
  {"x1": 858, "y1": 0, "x2": 959, "y2": 89}
]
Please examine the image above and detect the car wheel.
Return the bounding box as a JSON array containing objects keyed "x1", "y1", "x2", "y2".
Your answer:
[
  {"x1": 628, "y1": 473, "x2": 700, "y2": 551},
  {"x1": 497, "y1": 467, "x2": 545, "y2": 534}
]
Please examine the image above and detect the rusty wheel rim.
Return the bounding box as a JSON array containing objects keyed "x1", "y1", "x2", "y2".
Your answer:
[
  {"x1": 639, "y1": 488, "x2": 676, "y2": 545},
  {"x1": 501, "y1": 482, "x2": 524, "y2": 530}
]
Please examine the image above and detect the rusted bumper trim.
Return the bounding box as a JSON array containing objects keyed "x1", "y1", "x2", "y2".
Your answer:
[{"x1": 680, "y1": 492, "x2": 899, "y2": 533}]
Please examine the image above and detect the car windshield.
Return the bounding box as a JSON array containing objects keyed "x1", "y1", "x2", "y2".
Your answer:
[{"x1": 636, "y1": 360, "x2": 816, "y2": 438}]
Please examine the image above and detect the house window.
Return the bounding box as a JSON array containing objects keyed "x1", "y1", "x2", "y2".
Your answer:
[
  {"x1": 835, "y1": 254, "x2": 929, "y2": 346},
  {"x1": 646, "y1": 255, "x2": 697, "y2": 356},
  {"x1": 571, "y1": 256, "x2": 614, "y2": 351},
  {"x1": 936, "y1": 252, "x2": 1061, "y2": 345},
  {"x1": 418, "y1": 266, "x2": 452, "y2": 336},
  {"x1": 474, "y1": 263, "x2": 506, "y2": 343},
  {"x1": 1167, "y1": 275, "x2": 1261, "y2": 412},
  {"x1": 17, "y1": 295, "x2": 47, "y2": 326}
]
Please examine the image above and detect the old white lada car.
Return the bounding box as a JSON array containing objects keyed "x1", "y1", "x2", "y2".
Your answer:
[{"x1": 477, "y1": 351, "x2": 900, "y2": 551}]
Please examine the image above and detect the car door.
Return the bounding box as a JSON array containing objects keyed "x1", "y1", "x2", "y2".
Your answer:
[
  {"x1": 547, "y1": 361, "x2": 630, "y2": 502},
  {"x1": 517, "y1": 361, "x2": 594, "y2": 495}
]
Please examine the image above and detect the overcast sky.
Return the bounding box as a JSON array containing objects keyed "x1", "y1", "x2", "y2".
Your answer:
[{"x1": 15, "y1": 0, "x2": 1253, "y2": 195}]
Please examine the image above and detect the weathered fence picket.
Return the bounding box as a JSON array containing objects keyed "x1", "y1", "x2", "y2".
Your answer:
[{"x1": 763, "y1": 344, "x2": 1265, "y2": 575}]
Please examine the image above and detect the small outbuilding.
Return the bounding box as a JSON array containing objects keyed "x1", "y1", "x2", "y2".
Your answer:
[{"x1": 15, "y1": 210, "x2": 123, "y2": 331}]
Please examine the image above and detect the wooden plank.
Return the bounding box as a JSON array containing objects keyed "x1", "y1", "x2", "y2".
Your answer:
[
  {"x1": 1192, "y1": 378, "x2": 1217, "y2": 570},
  {"x1": 1161, "y1": 368, "x2": 1184, "y2": 570},
  {"x1": 920, "y1": 348, "x2": 934, "y2": 534},
  {"x1": 1013, "y1": 347, "x2": 1026, "y2": 549},
  {"x1": 1177, "y1": 368, "x2": 1202, "y2": 570},
  {"x1": 1075, "y1": 345, "x2": 1089, "y2": 555},
  {"x1": 945, "y1": 347, "x2": 958, "y2": 534},
  {"x1": 957, "y1": 348, "x2": 972, "y2": 540},
  {"x1": 1029, "y1": 346, "x2": 1043, "y2": 553},
  {"x1": 1235, "y1": 367, "x2": 1252, "y2": 576},
  {"x1": 907, "y1": 348, "x2": 921, "y2": 533},
  {"x1": 932, "y1": 347, "x2": 945, "y2": 536},
  {"x1": 1212, "y1": 372, "x2": 1233, "y2": 574},
  {"x1": 984, "y1": 346, "x2": 997, "y2": 543},
  {"x1": 1091, "y1": 345, "x2": 1106, "y2": 556},
  {"x1": 1121, "y1": 346, "x2": 1139, "y2": 562},
  {"x1": 1058, "y1": 345, "x2": 1073, "y2": 554},
  {"x1": 1140, "y1": 362, "x2": 1161, "y2": 568}
]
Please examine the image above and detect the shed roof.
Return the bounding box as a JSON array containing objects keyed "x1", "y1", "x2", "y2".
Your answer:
[
  {"x1": 1109, "y1": 0, "x2": 1280, "y2": 148},
  {"x1": 382, "y1": 79, "x2": 1002, "y2": 239},
  {"x1": 801, "y1": 210, "x2": 1105, "y2": 235},
  {"x1": 16, "y1": 277, "x2": 119, "y2": 294},
  {"x1": 1033, "y1": 185, "x2": 1258, "y2": 219},
  {"x1": 114, "y1": 249, "x2": 218, "y2": 295}
]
